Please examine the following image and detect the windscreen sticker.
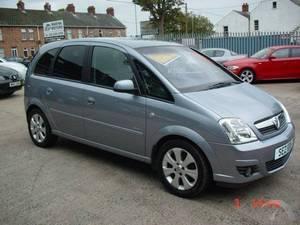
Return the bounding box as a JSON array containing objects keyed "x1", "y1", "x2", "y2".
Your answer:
[{"x1": 145, "y1": 53, "x2": 180, "y2": 65}]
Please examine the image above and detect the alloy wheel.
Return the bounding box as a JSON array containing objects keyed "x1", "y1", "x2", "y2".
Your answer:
[
  {"x1": 30, "y1": 114, "x2": 46, "y2": 143},
  {"x1": 240, "y1": 70, "x2": 254, "y2": 83}
]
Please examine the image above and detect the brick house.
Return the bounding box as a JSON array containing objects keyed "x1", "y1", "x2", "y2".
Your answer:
[{"x1": 0, "y1": 1, "x2": 126, "y2": 58}]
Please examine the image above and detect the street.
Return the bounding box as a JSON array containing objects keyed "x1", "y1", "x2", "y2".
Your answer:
[{"x1": 0, "y1": 82, "x2": 299, "y2": 225}]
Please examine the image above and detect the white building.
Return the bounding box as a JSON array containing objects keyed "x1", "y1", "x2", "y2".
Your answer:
[{"x1": 215, "y1": 0, "x2": 300, "y2": 33}]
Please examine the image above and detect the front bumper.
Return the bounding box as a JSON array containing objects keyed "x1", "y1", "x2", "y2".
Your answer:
[
  {"x1": 0, "y1": 80, "x2": 23, "y2": 95},
  {"x1": 209, "y1": 123, "x2": 295, "y2": 184}
]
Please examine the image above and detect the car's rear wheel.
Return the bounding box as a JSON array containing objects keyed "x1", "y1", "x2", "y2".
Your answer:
[
  {"x1": 27, "y1": 109, "x2": 57, "y2": 148},
  {"x1": 157, "y1": 139, "x2": 211, "y2": 198},
  {"x1": 240, "y1": 69, "x2": 256, "y2": 83}
]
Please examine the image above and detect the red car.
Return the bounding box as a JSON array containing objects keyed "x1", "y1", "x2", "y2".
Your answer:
[{"x1": 224, "y1": 45, "x2": 300, "y2": 83}]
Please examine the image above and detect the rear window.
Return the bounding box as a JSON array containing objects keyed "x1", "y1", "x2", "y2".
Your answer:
[
  {"x1": 53, "y1": 46, "x2": 86, "y2": 81},
  {"x1": 34, "y1": 48, "x2": 59, "y2": 75}
]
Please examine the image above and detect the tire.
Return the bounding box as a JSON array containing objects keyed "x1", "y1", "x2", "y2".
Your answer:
[
  {"x1": 239, "y1": 69, "x2": 256, "y2": 83},
  {"x1": 27, "y1": 108, "x2": 57, "y2": 148},
  {"x1": 157, "y1": 139, "x2": 211, "y2": 198}
]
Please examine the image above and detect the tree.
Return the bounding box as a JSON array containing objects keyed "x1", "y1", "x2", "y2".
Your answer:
[
  {"x1": 133, "y1": 0, "x2": 184, "y2": 35},
  {"x1": 178, "y1": 12, "x2": 214, "y2": 34}
]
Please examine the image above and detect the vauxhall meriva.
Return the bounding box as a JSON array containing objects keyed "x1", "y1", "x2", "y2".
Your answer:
[{"x1": 25, "y1": 39, "x2": 295, "y2": 198}]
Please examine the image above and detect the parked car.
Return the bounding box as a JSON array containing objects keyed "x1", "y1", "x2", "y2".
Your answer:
[
  {"x1": 0, "y1": 57, "x2": 27, "y2": 80},
  {"x1": 0, "y1": 65, "x2": 23, "y2": 96},
  {"x1": 5, "y1": 56, "x2": 31, "y2": 67},
  {"x1": 224, "y1": 45, "x2": 300, "y2": 83},
  {"x1": 200, "y1": 48, "x2": 247, "y2": 64},
  {"x1": 25, "y1": 39, "x2": 295, "y2": 198}
]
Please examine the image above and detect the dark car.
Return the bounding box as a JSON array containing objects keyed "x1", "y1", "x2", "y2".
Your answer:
[{"x1": 0, "y1": 65, "x2": 23, "y2": 96}]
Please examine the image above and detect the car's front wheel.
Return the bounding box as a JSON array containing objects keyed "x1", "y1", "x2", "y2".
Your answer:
[
  {"x1": 27, "y1": 108, "x2": 57, "y2": 148},
  {"x1": 157, "y1": 139, "x2": 211, "y2": 198},
  {"x1": 240, "y1": 69, "x2": 256, "y2": 83}
]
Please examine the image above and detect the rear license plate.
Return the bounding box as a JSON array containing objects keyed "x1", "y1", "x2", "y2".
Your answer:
[
  {"x1": 9, "y1": 81, "x2": 21, "y2": 87},
  {"x1": 274, "y1": 139, "x2": 293, "y2": 160}
]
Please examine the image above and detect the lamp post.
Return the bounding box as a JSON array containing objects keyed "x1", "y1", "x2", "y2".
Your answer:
[{"x1": 106, "y1": 0, "x2": 138, "y2": 36}]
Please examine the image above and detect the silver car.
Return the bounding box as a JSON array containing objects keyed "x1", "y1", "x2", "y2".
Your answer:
[
  {"x1": 24, "y1": 39, "x2": 295, "y2": 198},
  {"x1": 201, "y1": 48, "x2": 247, "y2": 64}
]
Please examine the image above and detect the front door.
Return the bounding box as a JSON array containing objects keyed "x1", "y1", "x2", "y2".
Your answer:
[
  {"x1": 267, "y1": 48, "x2": 291, "y2": 79},
  {"x1": 83, "y1": 45, "x2": 146, "y2": 156}
]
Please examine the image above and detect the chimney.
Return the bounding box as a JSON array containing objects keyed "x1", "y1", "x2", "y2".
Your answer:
[
  {"x1": 44, "y1": 2, "x2": 51, "y2": 12},
  {"x1": 66, "y1": 3, "x2": 75, "y2": 14},
  {"x1": 106, "y1": 7, "x2": 114, "y2": 17},
  {"x1": 17, "y1": 0, "x2": 25, "y2": 12},
  {"x1": 242, "y1": 3, "x2": 249, "y2": 12},
  {"x1": 87, "y1": 6, "x2": 95, "y2": 15}
]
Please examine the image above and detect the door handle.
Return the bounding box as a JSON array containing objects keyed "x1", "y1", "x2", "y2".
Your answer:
[
  {"x1": 46, "y1": 87, "x2": 53, "y2": 95},
  {"x1": 87, "y1": 97, "x2": 95, "y2": 105}
]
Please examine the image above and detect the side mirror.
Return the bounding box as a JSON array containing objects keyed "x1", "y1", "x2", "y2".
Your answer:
[
  {"x1": 269, "y1": 56, "x2": 276, "y2": 60},
  {"x1": 113, "y1": 80, "x2": 137, "y2": 94}
]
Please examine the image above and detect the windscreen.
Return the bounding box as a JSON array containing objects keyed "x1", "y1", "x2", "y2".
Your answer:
[{"x1": 137, "y1": 46, "x2": 239, "y2": 93}]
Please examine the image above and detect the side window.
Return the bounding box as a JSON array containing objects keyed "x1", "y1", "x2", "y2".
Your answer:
[
  {"x1": 135, "y1": 60, "x2": 173, "y2": 101},
  {"x1": 34, "y1": 48, "x2": 58, "y2": 75},
  {"x1": 291, "y1": 48, "x2": 300, "y2": 57},
  {"x1": 202, "y1": 50, "x2": 214, "y2": 57},
  {"x1": 272, "y1": 49, "x2": 289, "y2": 58},
  {"x1": 53, "y1": 45, "x2": 86, "y2": 81},
  {"x1": 214, "y1": 50, "x2": 225, "y2": 57},
  {"x1": 91, "y1": 46, "x2": 135, "y2": 88}
]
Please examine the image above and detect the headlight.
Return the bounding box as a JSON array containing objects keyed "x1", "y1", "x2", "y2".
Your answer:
[
  {"x1": 227, "y1": 65, "x2": 239, "y2": 70},
  {"x1": 278, "y1": 101, "x2": 291, "y2": 123},
  {"x1": 219, "y1": 118, "x2": 257, "y2": 144},
  {"x1": 0, "y1": 76, "x2": 5, "y2": 81}
]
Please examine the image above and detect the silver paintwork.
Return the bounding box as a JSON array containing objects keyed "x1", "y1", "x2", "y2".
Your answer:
[
  {"x1": 24, "y1": 38, "x2": 295, "y2": 185},
  {"x1": 162, "y1": 148, "x2": 198, "y2": 191}
]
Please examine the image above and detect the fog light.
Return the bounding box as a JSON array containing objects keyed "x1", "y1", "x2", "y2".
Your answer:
[{"x1": 237, "y1": 166, "x2": 259, "y2": 177}]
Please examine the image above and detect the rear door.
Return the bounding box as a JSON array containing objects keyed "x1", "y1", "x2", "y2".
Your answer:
[
  {"x1": 290, "y1": 47, "x2": 300, "y2": 78},
  {"x1": 82, "y1": 44, "x2": 146, "y2": 156},
  {"x1": 36, "y1": 45, "x2": 89, "y2": 138}
]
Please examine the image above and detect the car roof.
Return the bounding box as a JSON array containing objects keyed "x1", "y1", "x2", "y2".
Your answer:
[
  {"x1": 270, "y1": 45, "x2": 300, "y2": 50},
  {"x1": 201, "y1": 48, "x2": 229, "y2": 51},
  {"x1": 41, "y1": 38, "x2": 182, "y2": 52}
]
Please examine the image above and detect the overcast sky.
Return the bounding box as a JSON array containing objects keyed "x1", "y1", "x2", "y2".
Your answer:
[{"x1": 0, "y1": 0, "x2": 261, "y2": 35}]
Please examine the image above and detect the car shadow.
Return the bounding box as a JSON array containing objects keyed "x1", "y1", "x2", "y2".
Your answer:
[
  {"x1": 255, "y1": 79, "x2": 300, "y2": 84},
  {"x1": 0, "y1": 92, "x2": 22, "y2": 100},
  {"x1": 54, "y1": 137, "x2": 270, "y2": 200}
]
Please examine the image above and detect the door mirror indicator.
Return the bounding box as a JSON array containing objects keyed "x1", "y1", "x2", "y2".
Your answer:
[{"x1": 113, "y1": 80, "x2": 137, "y2": 94}]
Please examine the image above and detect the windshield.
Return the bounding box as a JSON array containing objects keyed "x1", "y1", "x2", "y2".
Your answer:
[
  {"x1": 137, "y1": 46, "x2": 240, "y2": 93},
  {"x1": 251, "y1": 48, "x2": 270, "y2": 59}
]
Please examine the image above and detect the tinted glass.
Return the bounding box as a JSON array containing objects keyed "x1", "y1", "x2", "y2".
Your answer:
[
  {"x1": 215, "y1": 50, "x2": 225, "y2": 57},
  {"x1": 135, "y1": 60, "x2": 172, "y2": 101},
  {"x1": 291, "y1": 48, "x2": 300, "y2": 57},
  {"x1": 34, "y1": 48, "x2": 58, "y2": 75},
  {"x1": 272, "y1": 49, "x2": 289, "y2": 58},
  {"x1": 91, "y1": 47, "x2": 135, "y2": 88},
  {"x1": 137, "y1": 46, "x2": 239, "y2": 93},
  {"x1": 53, "y1": 46, "x2": 86, "y2": 81}
]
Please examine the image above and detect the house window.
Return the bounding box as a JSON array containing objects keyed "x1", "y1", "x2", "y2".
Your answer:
[
  {"x1": 0, "y1": 29, "x2": 2, "y2": 41},
  {"x1": 223, "y1": 26, "x2": 229, "y2": 36},
  {"x1": 30, "y1": 48, "x2": 35, "y2": 57},
  {"x1": 99, "y1": 29, "x2": 103, "y2": 37},
  {"x1": 21, "y1": 29, "x2": 27, "y2": 40},
  {"x1": 0, "y1": 48, "x2": 4, "y2": 57},
  {"x1": 23, "y1": 48, "x2": 29, "y2": 58},
  {"x1": 78, "y1": 29, "x2": 83, "y2": 38},
  {"x1": 273, "y1": 1, "x2": 277, "y2": 9},
  {"x1": 11, "y1": 48, "x2": 18, "y2": 57},
  {"x1": 254, "y1": 20, "x2": 259, "y2": 31},
  {"x1": 66, "y1": 30, "x2": 72, "y2": 39},
  {"x1": 28, "y1": 29, "x2": 34, "y2": 40}
]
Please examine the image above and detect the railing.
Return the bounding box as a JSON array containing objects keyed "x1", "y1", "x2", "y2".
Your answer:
[{"x1": 140, "y1": 31, "x2": 300, "y2": 56}]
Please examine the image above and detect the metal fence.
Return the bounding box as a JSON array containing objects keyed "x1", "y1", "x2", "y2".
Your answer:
[{"x1": 141, "y1": 32, "x2": 300, "y2": 56}]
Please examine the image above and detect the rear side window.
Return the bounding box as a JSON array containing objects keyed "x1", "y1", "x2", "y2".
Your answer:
[
  {"x1": 91, "y1": 46, "x2": 135, "y2": 88},
  {"x1": 34, "y1": 48, "x2": 58, "y2": 75},
  {"x1": 272, "y1": 48, "x2": 289, "y2": 58},
  {"x1": 291, "y1": 48, "x2": 300, "y2": 57},
  {"x1": 135, "y1": 60, "x2": 173, "y2": 101},
  {"x1": 53, "y1": 46, "x2": 86, "y2": 81}
]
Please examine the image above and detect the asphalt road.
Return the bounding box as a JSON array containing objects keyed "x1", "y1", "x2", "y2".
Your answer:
[{"x1": 0, "y1": 83, "x2": 299, "y2": 225}]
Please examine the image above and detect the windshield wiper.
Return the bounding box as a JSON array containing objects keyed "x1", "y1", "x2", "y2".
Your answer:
[{"x1": 207, "y1": 81, "x2": 240, "y2": 90}]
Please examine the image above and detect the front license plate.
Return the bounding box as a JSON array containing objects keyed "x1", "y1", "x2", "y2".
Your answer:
[
  {"x1": 274, "y1": 139, "x2": 293, "y2": 160},
  {"x1": 9, "y1": 81, "x2": 21, "y2": 87}
]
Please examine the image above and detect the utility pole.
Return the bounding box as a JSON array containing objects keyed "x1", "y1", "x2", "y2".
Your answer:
[
  {"x1": 185, "y1": 3, "x2": 188, "y2": 34},
  {"x1": 191, "y1": 12, "x2": 194, "y2": 34}
]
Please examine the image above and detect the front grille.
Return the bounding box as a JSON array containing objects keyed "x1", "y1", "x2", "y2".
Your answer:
[
  {"x1": 255, "y1": 112, "x2": 286, "y2": 135},
  {"x1": 265, "y1": 152, "x2": 291, "y2": 172}
]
